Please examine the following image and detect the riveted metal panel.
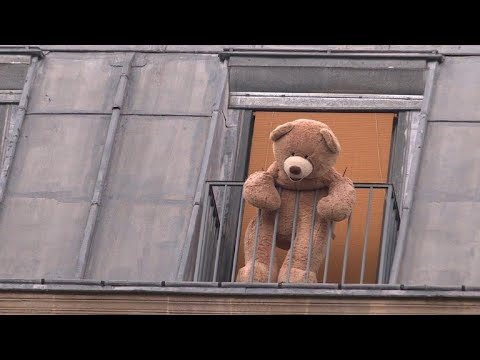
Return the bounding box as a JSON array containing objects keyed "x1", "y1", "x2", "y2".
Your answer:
[
  {"x1": 0, "y1": 114, "x2": 109, "y2": 278},
  {"x1": 85, "y1": 115, "x2": 210, "y2": 281},
  {"x1": 28, "y1": 53, "x2": 121, "y2": 113},
  {"x1": 125, "y1": 54, "x2": 224, "y2": 116}
]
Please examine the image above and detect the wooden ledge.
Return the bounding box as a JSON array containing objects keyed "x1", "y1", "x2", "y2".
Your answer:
[{"x1": 1, "y1": 291, "x2": 480, "y2": 314}]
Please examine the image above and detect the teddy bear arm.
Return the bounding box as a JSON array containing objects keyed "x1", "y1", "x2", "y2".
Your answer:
[
  {"x1": 317, "y1": 177, "x2": 356, "y2": 221},
  {"x1": 266, "y1": 161, "x2": 280, "y2": 178},
  {"x1": 243, "y1": 170, "x2": 281, "y2": 211}
]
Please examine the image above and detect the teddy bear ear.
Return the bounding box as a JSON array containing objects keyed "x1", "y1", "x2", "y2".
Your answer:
[
  {"x1": 320, "y1": 128, "x2": 341, "y2": 153},
  {"x1": 270, "y1": 122, "x2": 295, "y2": 141}
]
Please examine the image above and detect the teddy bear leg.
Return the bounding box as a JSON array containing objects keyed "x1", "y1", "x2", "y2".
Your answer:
[
  {"x1": 278, "y1": 266, "x2": 317, "y2": 283},
  {"x1": 236, "y1": 213, "x2": 279, "y2": 283},
  {"x1": 278, "y1": 221, "x2": 328, "y2": 283}
]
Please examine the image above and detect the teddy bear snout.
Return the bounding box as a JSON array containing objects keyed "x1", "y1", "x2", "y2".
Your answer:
[{"x1": 284, "y1": 156, "x2": 313, "y2": 180}]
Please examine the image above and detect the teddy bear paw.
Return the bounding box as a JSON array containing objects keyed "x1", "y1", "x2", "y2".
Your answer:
[
  {"x1": 317, "y1": 198, "x2": 351, "y2": 222},
  {"x1": 236, "y1": 261, "x2": 273, "y2": 283},
  {"x1": 243, "y1": 172, "x2": 281, "y2": 211},
  {"x1": 278, "y1": 267, "x2": 317, "y2": 283}
]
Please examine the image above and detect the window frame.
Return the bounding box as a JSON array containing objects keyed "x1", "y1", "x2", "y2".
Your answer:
[
  {"x1": 0, "y1": 104, "x2": 18, "y2": 167},
  {"x1": 0, "y1": 53, "x2": 40, "y2": 204},
  {"x1": 0, "y1": 55, "x2": 31, "y2": 167}
]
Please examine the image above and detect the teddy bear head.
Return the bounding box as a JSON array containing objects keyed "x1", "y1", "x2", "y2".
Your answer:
[{"x1": 270, "y1": 119, "x2": 341, "y2": 182}]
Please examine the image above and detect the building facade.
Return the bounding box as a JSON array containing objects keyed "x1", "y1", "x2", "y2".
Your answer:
[{"x1": 0, "y1": 45, "x2": 479, "y2": 314}]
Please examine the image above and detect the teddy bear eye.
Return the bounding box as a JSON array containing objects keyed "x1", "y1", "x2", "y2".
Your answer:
[
  {"x1": 291, "y1": 152, "x2": 295, "y2": 156},
  {"x1": 304, "y1": 155, "x2": 309, "y2": 159}
]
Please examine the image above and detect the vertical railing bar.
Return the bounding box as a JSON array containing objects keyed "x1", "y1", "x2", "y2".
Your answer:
[
  {"x1": 287, "y1": 191, "x2": 301, "y2": 283},
  {"x1": 360, "y1": 186, "x2": 374, "y2": 284},
  {"x1": 202, "y1": 187, "x2": 215, "y2": 281},
  {"x1": 386, "y1": 223, "x2": 393, "y2": 282},
  {"x1": 386, "y1": 204, "x2": 396, "y2": 282},
  {"x1": 212, "y1": 185, "x2": 228, "y2": 282},
  {"x1": 268, "y1": 187, "x2": 282, "y2": 283},
  {"x1": 377, "y1": 185, "x2": 393, "y2": 284},
  {"x1": 387, "y1": 203, "x2": 396, "y2": 283},
  {"x1": 386, "y1": 186, "x2": 395, "y2": 284},
  {"x1": 212, "y1": 223, "x2": 218, "y2": 278},
  {"x1": 209, "y1": 192, "x2": 219, "y2": 280},
  {"x1": 390, "y1": 209, "x2": 401, "y2": 280},
  {"x1": 383, "y1": 209, "x2": 392, "y2": 284},
  {"x1": 230, "y1": 187, "x2": 245, "y2": 282},
  {"x1": 193, "y1": 182, "x2": 210, "y2": 281},
  {"x1": 305, "y1": 190, "x2": 319, "y2": 283},
  {"x1": 322, "y1": 221, "x2": 333, "y2": 283},
  {"x1": 210, "y1": 189, "x2": 218, "y2": 276},
  {"x1": 341, "y1": 213, "x2": 354, "y2": 285},
  {"x1": 249, "y1": 208, "x2": 262, "y2": 283}
]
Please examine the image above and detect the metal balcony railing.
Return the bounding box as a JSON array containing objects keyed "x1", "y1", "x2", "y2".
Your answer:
[{"x1": 194, "y1": 181, "x2": 399, "y2": 284}]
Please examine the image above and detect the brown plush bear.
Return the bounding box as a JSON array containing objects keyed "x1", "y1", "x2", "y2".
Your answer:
[{"x1": 236, "y1": 119, "x2": 356, "y2": 283}]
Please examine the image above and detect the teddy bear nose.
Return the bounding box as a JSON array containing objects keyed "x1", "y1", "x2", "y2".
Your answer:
[{"x1": 290, "y1": 166, "x2": 301, "y2": 175}]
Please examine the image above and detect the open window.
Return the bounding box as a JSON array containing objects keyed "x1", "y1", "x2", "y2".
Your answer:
[
  {"x1": 194, "y1": 111, "x2": 401, "y2": 284},
  {"x1": 236, "y1": 111, "x2": 397, "y2": 284}
]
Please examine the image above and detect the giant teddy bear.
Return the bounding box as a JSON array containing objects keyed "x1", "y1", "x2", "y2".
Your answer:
[{"x1": 236, "y1": 119, "x2": 356, "y2": 283}]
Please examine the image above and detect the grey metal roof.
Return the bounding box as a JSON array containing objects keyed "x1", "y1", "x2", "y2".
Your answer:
[
  {"x1": 0, "y1": 49, "x2": 225, "y2": 282},
  {"x1": 0, "y1": 45, "x2": 480, "y2": 288},
  {"x1": 25, "y1": 45, "x2": 480, "y2": 55}
]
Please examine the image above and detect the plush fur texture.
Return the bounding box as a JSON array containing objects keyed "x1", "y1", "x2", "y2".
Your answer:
[{"x1": 237, "y1": 119, "x2": 356, "y2": 283}]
